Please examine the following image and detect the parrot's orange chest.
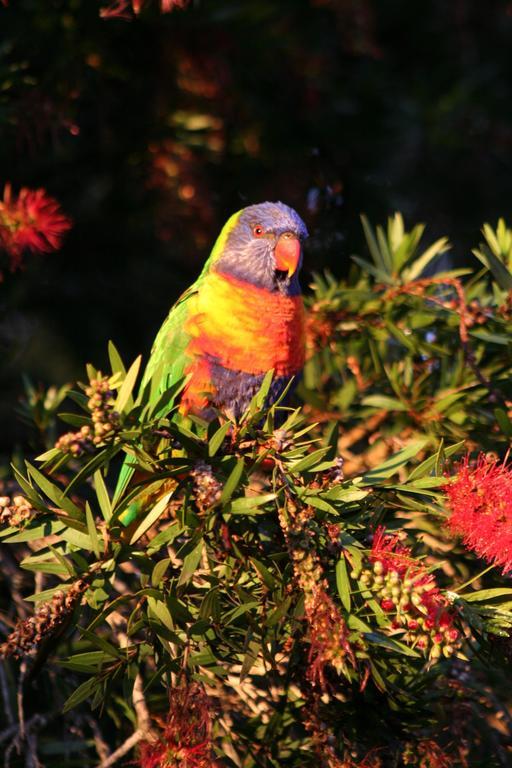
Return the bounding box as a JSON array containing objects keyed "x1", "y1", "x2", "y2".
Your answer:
[
  {"x1": 185, "y1": 271, "x2": 305, "y2": 374},
  {"x1": 180, "y1": 271, "x2": 305, "y2": 415}
]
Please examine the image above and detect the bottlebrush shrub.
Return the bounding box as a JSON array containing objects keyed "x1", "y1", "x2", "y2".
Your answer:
[{"x1": 4, "y1": 215, "x2": 512, "y2": 766}]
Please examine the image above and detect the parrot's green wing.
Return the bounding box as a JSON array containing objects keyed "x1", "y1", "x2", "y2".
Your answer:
[
  {"x1": 113, "y1": 280, "x2": 201, "y2": 516},
  {"x1": 113, "y1": 208, "x2": 243, "y2": 524}
]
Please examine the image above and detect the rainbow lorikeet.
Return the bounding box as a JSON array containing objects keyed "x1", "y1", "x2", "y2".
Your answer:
[{"x1": 116, "y1": 201, "x2": 308, "y2": 522}]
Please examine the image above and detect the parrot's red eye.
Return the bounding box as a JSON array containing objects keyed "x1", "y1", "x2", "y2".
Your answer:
[{"x1": 253, "y1": 225, "x2": 265, "y2": 237}]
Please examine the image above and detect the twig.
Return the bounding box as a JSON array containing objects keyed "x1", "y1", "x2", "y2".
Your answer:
[
  {"x1": 0, "y1": 662, "x2": 14, "y2": 726},
  {"x1": 3, "y1": 714, "x2": 48, "y2": 768},
  {"x1": 95, "y1": 728, "x2": 144, "y2": 768},
  {"x1": 132, "y1": 672, "x2": 153, "y2": 735},
  {"x1": 86, "y1": 716, "x2": 111, "y2": 762},
  {"x1": 17, "y1": 660, "x2": 27, "y2": 740},
  {"x1": 0, "y1": 723, "x2": 18, "y2": 745},
  {"x1": 101, "y1": 611, "x2": 158, "y2": 766}
]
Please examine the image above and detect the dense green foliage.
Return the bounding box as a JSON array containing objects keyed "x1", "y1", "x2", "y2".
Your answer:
[{"x1": 3, "y1": 216, "x2": 512, "y2": 765}]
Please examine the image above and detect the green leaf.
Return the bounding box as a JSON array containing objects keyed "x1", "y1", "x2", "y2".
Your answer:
[
  {"x1": 148, "y1": 377, "x2": 186, "y2": 418},
  {"x1": 402, "y1": 236, "x2": 450, "y2": 281},
  {"x1": 25, "y1": 584, "x2": 72, "y2": 603},
  {"x1": 250, "y1": 557, "x2": 276, "y2": 590},
  {"x1": 57, "y1": 413, "x2": 91, "y2": 428},
  {"x1": 147, "y1": 596, "x2": 174, "y2": 631},
  {"x1": 408, "y1": 441, "x2": 464, "y2": 480},
  {"x1": 59, "y1": 651, "x2": 106, "y2": 672},
  {"x1": 48, "y1": 544, "x2": 76, "y2": 577},
  {"x1": 351, "y1": 255, "x2": 393, "y2": 284},
  {"x1": 228, "y1": 493, "x2": 276, "y2": 514},
  {"x1": 35, "y1": 448, "x2": 62, "y2": 463},
  {"x1": 85, "y1": 502, "x2": 100, "y2": 558},
  {"x1": 469, "y1": 329, "x2": 510, "y2": 346},
  {"x1": 365, "y1": 632, "x2": 420, "y2": 658},
  {"x1": 94, "y1": 470, "x2": 112, "y2": 522},
  {"x1": 59, "y1": 526, "x2": 93, "y2": 550},
  {"x1": 322, "y1": 485, "x2": 369, "y2": 502},
  {"x1": 336, "y1": 557, "x2": 351, "y2": 612},
  {"x1": 361, "y1": 395, "x2": 408, "y2": 411},
  {"x1": 361, "y1": 440, "x2": 428, "y2": 485},
  {"x1": 78, "y1": 626, "x2": 125, "y2": 659},
  {"x1": 108, "y1": 340, "x2": 127, "y2": 377},
  {"x1": 224, "y1": 601, "x2": 259, "y2": 625},
  {"x1": 208, "y1": 421, "x2": 231, "y2": 457},
  {"x1": 147, "y1": 522, "x2": 183, "y2": 555},
  {"x1": 151, "y1": 557, "x2": 171, "y2": 587},
  {"x1": 461, "y1": 588, "x2": 512, "y2": 602},
  {"x1": 266, "y1": 597, "x2": 292, "y2": 627},
  {"x1": 240, "y1": 637, "x2": 260, "y2": 680},
  {"x1": 115, "y1": 355, "x2": 142, "y2": 413},
  {"x1": 255, "y1": 368, "x2": 274, "y2": 409},
  {"x1": 495, "y1": 409, "x2": 512, "y2": 437},
  {"x1": 129, "y1": 492, "x2": 173, "y2": 544},
  {"x1": 219, "y1": 458, "x2": 245, "y2": 505},
  {"x1": 64, "y1": 446, "x2": 119, "y2": 498},
  {"x1": 26, "y1": 462, "x2": 82, "y2": 519},
  {"x1": 21, "y1": 560, "x2": 70, "y2": 576},
  {"x1": 178, "y1": 539, "x2": 203, "y2": 586},
  {"x1": 473, "y1": 244, "x2": 512, "y2": 291},
  {"x1": 288, "y1": 447, "x2": 330, "y2": 473},
  {"x1": 1, "y1": 521, "x2": 66, "y2": 543},
  {"x1": 63, "y1": 677, "x2": 101, "y2": 713},
  {"x1": 360, "y1": 214, "x2": 387, "y2": 272}
]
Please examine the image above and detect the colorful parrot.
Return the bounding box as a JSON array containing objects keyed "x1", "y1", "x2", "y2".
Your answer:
[{"x1": 116, "y1": 201, "x2": 308, "y2": 522}]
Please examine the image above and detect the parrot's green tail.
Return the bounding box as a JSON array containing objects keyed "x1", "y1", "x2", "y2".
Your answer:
[{"x1": 114, "y1": 458, "x2": 140, "y2": 526}]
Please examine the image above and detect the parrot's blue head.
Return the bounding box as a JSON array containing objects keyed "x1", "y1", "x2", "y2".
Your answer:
[{"x1": 213, "y1": 201, "x2": 308, "y2": 295}]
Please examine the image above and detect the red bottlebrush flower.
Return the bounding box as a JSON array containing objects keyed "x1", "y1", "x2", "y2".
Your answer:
[
  {"x1": 445, "y1": 452, "x2": 512, "y2": 574},
  {"x1": 138, "y1": 682, "x2": 216, "y2": 768},
  {"x1": 100, "y1": 0, "x2": 188, "y2": 17},
  {"x1": 160, "y1": 0, "x2": 188, "y2": 10},
  {"x1": 0, "y1": 184, "x2": 71, "y2": 274},
  {"x1": 100, "y1": 0, "x2": 133, "y2": 18},
  {"x1": 417, "y1": 739, "x2": 454, "y2": 768}
]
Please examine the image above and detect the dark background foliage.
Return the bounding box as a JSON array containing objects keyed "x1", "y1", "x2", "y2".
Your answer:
[{"x1": 2, "y1": 0, "x2": 512, "y2": 455}]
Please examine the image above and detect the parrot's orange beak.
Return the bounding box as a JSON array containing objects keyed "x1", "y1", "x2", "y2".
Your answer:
[{"x1": 274, "y1": 232, "x2": 301, "y2": 277}]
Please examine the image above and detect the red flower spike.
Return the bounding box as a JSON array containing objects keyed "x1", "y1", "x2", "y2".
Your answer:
[
  {"x1": 445, "y1": 452, "x2": 512, "y2": 574},
  {"x1": 100, "y1": 0, "x2": 188, "y2": 16},
  {"x1": 100, "y1": 0, "x2": 133, "y2": 18},
  {"x1": 306, "y1": 587, "x2": 356, "y2": 689},
  {"x1": 138, "y1": 682, "x2": 216, "y2": 768},
  {"x1": 0, "y1": 184, "x2": 71, "y2": 274},
  {"x1": 417, "y1": 739, "x2": 454, "y2": 768},
  {"x1": 160, "y1": 0, "x2": 189, "y2": 10}
]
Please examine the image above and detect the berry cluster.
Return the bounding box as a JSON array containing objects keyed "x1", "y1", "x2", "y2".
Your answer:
[
  {"x1": 1, "y1": 579, "x2": 87, "y2": 659},
  {"x1": 56, "y1": 374, "x2": 120, "y2": 456},
  {"x1": 355, "y1": 528, "x2": 460, "y2": 662},
  {"x1": 190, "y1": 461, "x2": 222, "y2": 512},
  {"x1": 0, "y1": 494, "x2": 34, "y2": 527}
]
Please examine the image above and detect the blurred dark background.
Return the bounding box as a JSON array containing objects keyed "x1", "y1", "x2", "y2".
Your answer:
[{"x1": 2, "y1": 0, "x2": 512, "y2": 453}]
